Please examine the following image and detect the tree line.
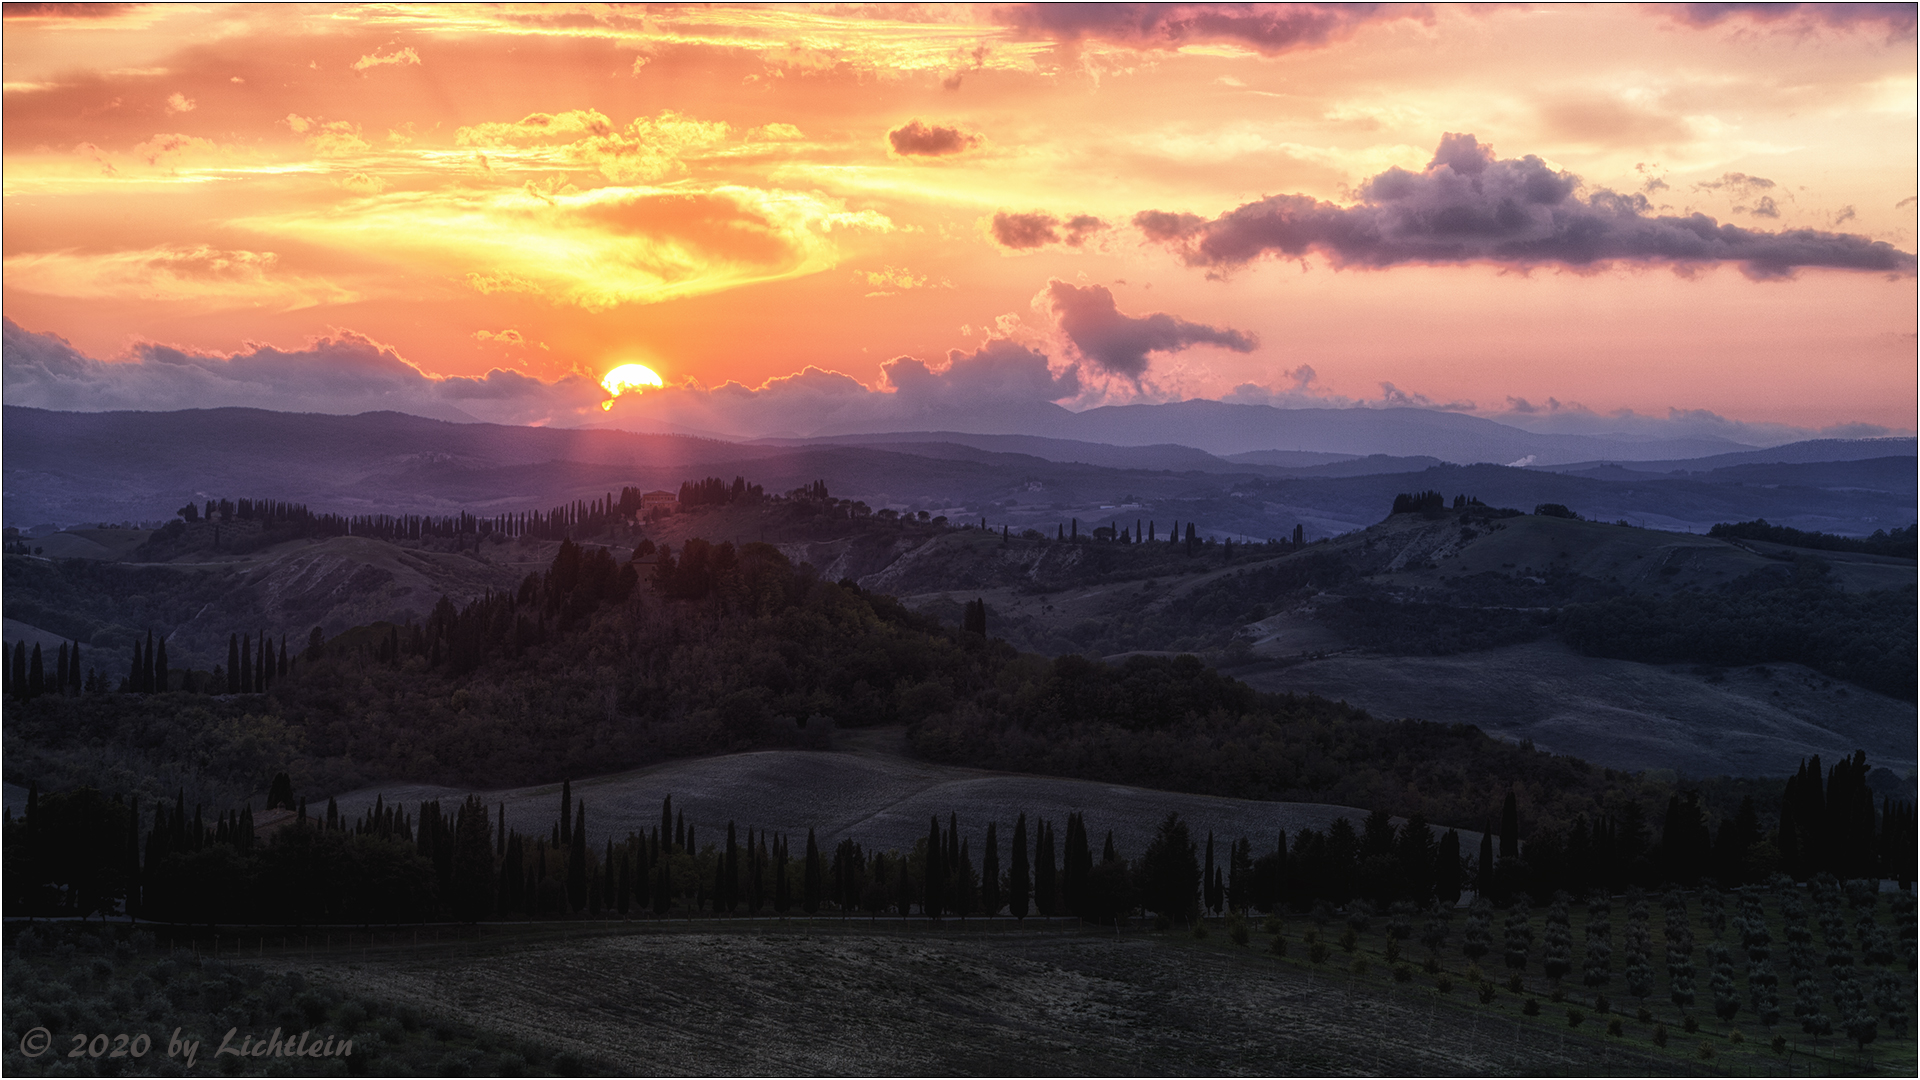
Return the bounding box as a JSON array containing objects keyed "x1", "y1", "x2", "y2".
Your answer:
[
  {"x1": 1710, "y1": 519, "x2": 1916, "y2": 560},
  {"x1": 7, "y1": 755, "x2": 1911, "y2": 926}
]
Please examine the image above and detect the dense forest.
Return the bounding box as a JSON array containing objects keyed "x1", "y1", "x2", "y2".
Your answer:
[{"x1": 1557, "y1": 560, "x2": 1916, "y2": 699}]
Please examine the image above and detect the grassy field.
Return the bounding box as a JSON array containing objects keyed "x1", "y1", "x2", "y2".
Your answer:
[
  {"x1": 1236, "y1": 639, "x2": 1916, "y2": 781},
  {"x1": 323, "y1": 735, "x2": 1424, "y2": 858},
  {"x1": 209, "y1": 879, "x2": 1911, "y2": 1078}
]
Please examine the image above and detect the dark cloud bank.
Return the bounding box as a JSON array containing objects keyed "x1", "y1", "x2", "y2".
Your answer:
[
  {"x1": 887, "y1": 119, "x2": 979, "y2": 157},
  {"x1": 1136, "y1": 133, "x2": 1918, "y2": 279},
  {"x1": 1045, "y1": 280, "x2": 1256, "y2": 380},
  {"x1": 1003, "y1": 2, "x2": 1426, "y2": 54},
  {"x1": 991, "y1": 211, "x2": 1107, "y2": 250}
]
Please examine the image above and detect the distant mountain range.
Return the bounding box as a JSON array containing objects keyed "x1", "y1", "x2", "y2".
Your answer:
[{"x1": 5, "y1": 405, "x2": 1912, "y2": 538}]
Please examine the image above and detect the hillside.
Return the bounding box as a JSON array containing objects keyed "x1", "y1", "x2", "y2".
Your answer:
[{"x1": 8, "y1": 407, "x2": 1910, "y2": 540}]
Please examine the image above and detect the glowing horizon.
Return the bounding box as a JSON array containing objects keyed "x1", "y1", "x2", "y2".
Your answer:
[{"x1": 2, "y1": 3, "x2": 1914, "y2": 437}]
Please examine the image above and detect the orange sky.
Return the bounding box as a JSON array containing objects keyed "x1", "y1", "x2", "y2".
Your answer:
[{"x1": 4, "y1": 3, "x2": 1915, "y2": 435}]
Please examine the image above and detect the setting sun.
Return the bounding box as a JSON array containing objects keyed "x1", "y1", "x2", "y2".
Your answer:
[{"x1": 600, "y1": 363, "x2": 665, "y2": 410}]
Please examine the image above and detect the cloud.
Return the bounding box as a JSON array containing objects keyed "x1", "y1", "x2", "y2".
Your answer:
[
  {"x1": 600, "y1": 339, "x2": 1084, "y2": 438},
  {"x1": 284, "y1": 114, "x2": 371, "y2": 156},
  {"x1": 887, "y1": 119, "x2": 980, "y2": 157},
  {"x1": 1043, "y1": 280, "x2": 1257, "y2": 380},
  {"x1": 1002, "y1": 3, "x2": 1427, "y2": 55},
  {"x1": 855, "y1": 266, "x2": 952, "y2": 297},
  {"x1": 1537, "y1": 96, "x2": 1691, "y2": 147},
  {"x1": 353, "y1": 45, "x2": 421, "y2": 72},
  {"x1": 989, "y1": 211, "x2": 1107, "y2": 250},
  {"x1": 1, "y1": 318, "x2": 599, "y2": 425},
  {"x1": 248, "y1": 183, "x2": 892, "y2": 312},
  {"x1": 1694, "y1": 171, "x2": 1776, "y2": 196},
  {"x1": 1379, "y1": 381, "x2": 1475, "y2": 412},
  {"x1": 1666, "y1": 3, "x2": 1918, "y2": 41},
  {"x1": 1135, "y1": 132, "x2": 1918, "y2": 279},
  {"x1": 454, "y1": 109, "x2": 730, "y2": 182},
  {"x1": 1488, "y1": 396, "x2": 1911, "y2": 445},
  {"x1": 4, "y1": 245, "x2": 355, "y2": 310},
  {"x1": 164, "y1": 92, "x2": 194, "y2": 114}
]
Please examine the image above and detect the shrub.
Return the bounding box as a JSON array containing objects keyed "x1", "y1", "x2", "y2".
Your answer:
[
  {"x1": 1393, "y1": 964, "x2": 1412, "y2": 983},
  {"x1": 1523, "y1": 998, "x2": 1541, "y2": 1017},
  {"x1": 1566, "y1": 1007, "x2": 1584, "y2": 1028},
  {"x1": 1309, "y1": 941, "x2": 1330, "y2": 965},
  {"x1": 1682, "y1": 1014, "x2": 1699, "y2": 1034},
  {"x1": 1652, "y1": 1023, "x2": 1669, "y2": 1048},
  {"x1": 1351, "y1": 958, "x2": 1370, "y2": 977},
  {"x1": 1697, "y1": 1041, "x2": 1714, "y2": 1061},
  {"x1": 1192, "y1": 923, "x2": 1209, "y2": 940},
  {"x1": 1339, "y1": 928, "x2": 1358, "y2": 953},
  {"x1": 1477, "y1": 981, "x2": 1497, "y2": 1004},
  {"x1": 1435, "y1": 975, "x2": 1454, "y2": 995},
  {"x1": 1606, "y1": 1018, "x2": 1624, "y2": 1038},
  {"x1": 1269, "y1": 935, "x2": 1288, "y2": 957}
]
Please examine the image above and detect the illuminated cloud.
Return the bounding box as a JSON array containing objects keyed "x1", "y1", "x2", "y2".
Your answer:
[
  {"x1": 4, "y1": 246, "x2": 354, "y2": 310},
  {"x1": 601, "y1": 340, "x2": 1084, "y2": 437},
  {"x1": 887, "y1": 119, "x2": 980, "y2": 157},
  {"x1": 990, "y1": 211, "x2": 1107, "y2": 250},
  {"x1": 856, "y1": 266, "x2": 952, "y2": 297},
  {"x1": 1003, "y1": 3, "x2": 1428, "y2": 55},
  {"x1": 353, "y1": 45, "x2": 421, "y2": 72},
  {"x1": 248, "y1": 184, "x2": 893, "y2": 311},
  {"x1": 1136, "y1": 133, "x2": 1919, "y2": 279},
  {"x1": 1044, "y1": 280, "x2": 1257, "y2": 380},
  {"x1": 285, "y1": 114, "x2": 371, "y2": 157},
  {"x1": 454, "y1": 109, "x2": 730, "y2": 183}
]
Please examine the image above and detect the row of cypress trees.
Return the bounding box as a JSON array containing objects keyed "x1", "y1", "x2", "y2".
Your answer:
[{"x1": 3, "y1": 639, "x2": 82, "y2": 699}]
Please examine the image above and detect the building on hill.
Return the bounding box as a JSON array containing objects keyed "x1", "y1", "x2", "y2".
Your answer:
[{"x1": 641, "y1": 490, "x2": 678, "y2": 516}]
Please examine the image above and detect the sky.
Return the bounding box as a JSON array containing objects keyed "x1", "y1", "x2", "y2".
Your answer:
[{"x1": 3, "y1": 2, "x2": 1916, "y2": 442}]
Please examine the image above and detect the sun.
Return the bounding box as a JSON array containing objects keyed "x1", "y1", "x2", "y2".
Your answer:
[{"x1": 600, "y1": 363, "x2": 664, "y2": 409}]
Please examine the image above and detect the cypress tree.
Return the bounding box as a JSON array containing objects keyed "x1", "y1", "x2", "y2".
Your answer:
[
  {"x1": 1436, "y1": 829, "x2": 1463, "y2": 905},
  {"x1": 255, "y1": 633, "x2": 268, "y2": 693},
  {"x1": 55, "y1": 643, "x2": 68, "y2": 696},
  {"x1": 1063, "y1": 812, "x2": 1090, "y2": 919},
  {"x1": 143, "y1": 630, "x2": 156, "y2": 691},
  {"x1": 924, "y1": 816, "x2": 944, "y2": 917},
  {"x1": 226, "y1": 634, "x2": 240, "y2": 693},
  {"x1": 452, "y1": 794, "x2": 495, "y2": 921},
  {"x1": 497, "y1": 804, "x2": 507, "y2": 858},
  {"x1": 803, "y1": 829, "x2": 823, "y2": 914},
  {"x1": 561, "y1": 779, "x2": 573, "y2": 847},
  {"x1": 154, "y1": 637, "x2": 169, "y2": 693},
  {"x1": 1, "y1": 640, "x2": 10, "y2": 698},
  {"x1": 602, "y1": 838, "x2": 616, "y2": 914},
  {"x1": 675, "y1": 810, "x2": 686, "y2": 852},
  {"x1": 567, "y1": 802, "x2": 587, "y2": 912},
  {"x1": 774, "y1": 834, "x2": 790, "y2": 914},
  {"x1": 1035, "y1": 819, "x2": 1057, "y2": 917},
  {"x1": 723, "y1": 821, "x2": 739, "y2": 914},
  {"x1": 26, "y1": 643, "x2": 43, "y2": 699},
  {"x1": 983, "y1": 820, "x2": 1001, "y2": 916},
  {"x1": 957, "y1": 838, "x2": 975, "y2": 918},
  {"x1": 750, "y1": 829, "x2": 766, "y2": 913},
  {"x1": 277, "y1": 634, "x2": 289, "y2": 677},
  {"x1": 1010, "y1": 812, "x2": 1030, "y2": 919},
  {"x1": 11, "y1": 641, "x2": 25, "y2": 698},
  {"x1": 660, "y1": 795, "x2": 673, "y2": 854},
  {"x1": 1499, "y1": 791, "x2": 1519, "y2": 859},
  {"x1": 1204, "y1": 831, "x2": 1218, "y2": 914},
  {"x1": 126, "y1": 639, "x2": 142, "y2": 693},
  {"x1": 240, "y1": 632, "x2": 252, "y2": 693},
  {"x1": 1477, "y1": 826, "x2": 1496, "y2": 897}
]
